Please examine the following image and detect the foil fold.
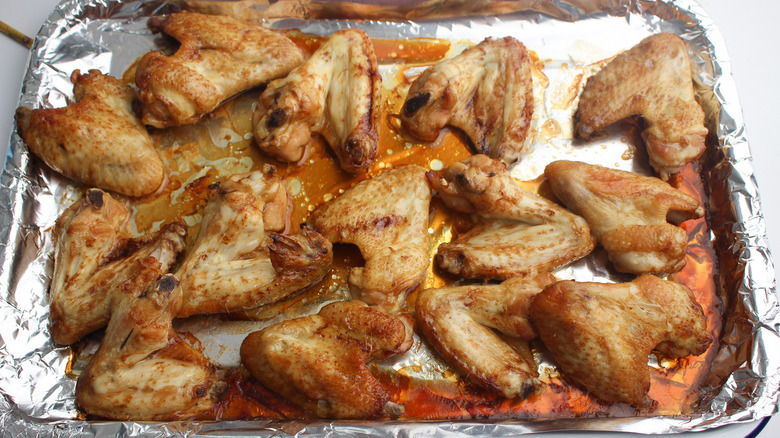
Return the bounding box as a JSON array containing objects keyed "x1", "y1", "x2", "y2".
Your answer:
[{"x1": 1, "y1": 0, "x2": 778, "y2": 435}]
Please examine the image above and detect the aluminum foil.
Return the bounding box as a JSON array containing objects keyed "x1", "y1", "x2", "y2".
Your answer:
[{"x1": 1, "y1": 0, "x2": 778, "y2": 435}]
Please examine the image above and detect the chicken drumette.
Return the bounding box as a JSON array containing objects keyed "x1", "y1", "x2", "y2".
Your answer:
[
  {"x1": 240, "y1": 300, "x2": 413, "y2": 419},
  {"x1": 429, "y1": 155, "x2": 595, "y2": 280},
  {"x1": 135, "y1": 11, "x2": 304, "y2": 128},
  {"x1": 253, "y1": 29, "x2": 381, "y2": 173},
  {"x1": 15, "y1": 70, "x2": 165, "y2": 197},
  {"x1": 544, "y1": 160, "x2": 704, "y2": 274}
]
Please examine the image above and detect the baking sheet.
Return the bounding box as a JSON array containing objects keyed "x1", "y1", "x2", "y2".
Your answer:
[{"x1": 0, "y1": 0, "x2": 778, "y2": 435}]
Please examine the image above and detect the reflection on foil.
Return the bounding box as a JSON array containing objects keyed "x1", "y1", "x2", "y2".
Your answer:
[{"x1": 0, "y1": 0, "x2": 778, "y2": 436}]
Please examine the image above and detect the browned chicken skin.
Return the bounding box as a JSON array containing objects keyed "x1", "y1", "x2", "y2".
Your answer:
[
  {"x1": 575, "y1": 33, "x2": 708, "y2": 180},
  {"x1": 429, "y1": 155, "x2": 595, "y2": 279},
  {"x1": 49, "y1": 189, "x2": 186, "y2": 345},
  {"x1": 401, "y1": 37, "x2": 533, "y2": 166},
  {"x1": 530, "y1": 275, "x2": 711, "y2": 407},
  {"x1": 15, "y1": 70, "x2": 165, "y2": 197},
  {"x1": 240, "y1": 300, "x2": 413, "y2": 419},
  {"x1": 544, "y1": 160, "x2": 704, "y2": 274},
  {"x1": 176, "y1": 167, "x2": 332, "y2": 317},
  {"x1": 310, "y1": 165, "x2": 432, "y2": 311},
  {"x1": 76, "y1": 274, "x2": 225, "y2": 420},
  {"x1": 253, "y1": 29, "x2": 381, "y2": 173},
  {"x1": 135, "y1": 11, "x2": 304, "y2": 128},
  {"x1": 417, "y1": 273, "x2": 555, "y2": 398}
]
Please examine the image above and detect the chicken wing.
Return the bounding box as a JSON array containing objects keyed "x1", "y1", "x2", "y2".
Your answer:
[
  {"x1": 135, "y1": 11, "x2": 304, "y2": 128},
  {"x1": 15, "y1": 70, "x2": 165, "y2": 197},
  {"x1": 574, "y1": 33, "x2": 708, "y2": 180},
  {"x1": 240, "y1": 300, "x2": 413, "y2": 419},
  {"x1": 429, "y1": 155, "x2": 595, "y2": 280},
  {"x1": 544, "y1": 160, "x2": 704, "y2": 274},
  {"x1": 253, "y1": 29, "x2": 380, "y2": 173},
  {"x1": 529, "y1": 275, "x2": 711, "y2": 407},
  {"x1": 400, "y1": 37, "x2": 533, "y2": 166},
  {"x1": 50, "y1": 189, "x2": 186, "y2": 345},
  {"x1": 176, "y1": 167, "x2": 332, "y2": 317},
  {"x1": 76, "y1": 274, "x2": 225, "y2": 420},
  {"x1": 417, "y1": 272, "x2": 555, "y2": 398},
  {"x1": 309, "y1": 165, "x2": 432, "y2": 311}
]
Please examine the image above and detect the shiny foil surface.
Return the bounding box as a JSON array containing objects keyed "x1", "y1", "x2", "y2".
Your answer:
[{"x1": 1, "y1": 0, "x2": 778, "y2": 435}]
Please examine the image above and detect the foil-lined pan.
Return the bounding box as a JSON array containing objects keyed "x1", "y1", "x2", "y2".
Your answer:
[{"x1": 1, "y1": 0, "x2": 778, "y2": 435}]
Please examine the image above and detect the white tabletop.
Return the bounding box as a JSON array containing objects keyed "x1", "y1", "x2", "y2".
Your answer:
[{"x1": 0, "y1": 0, "x2": 777, "y2": 436}]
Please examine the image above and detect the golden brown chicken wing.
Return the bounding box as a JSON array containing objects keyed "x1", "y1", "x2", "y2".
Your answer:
[
  {"x1": 253, "y1": 28, "x2": 380, "y2": 173},
  {"x1": 529, "y1": 275, "x2": 711, "y2": 407},
  {"x1": 15, "y1": 70, "x2": 165, "y2": 197},
  {"x1": 49, "y1": 189, "x2": 186, "y2": 345},
  {"x1": 429, "y1": 155, "x2": 595, "y2": 279},
  {"x1": 574, "y1": 33, "x2": 708, "y2": 180},
  {"x1": 240, "y1": 300, "x2": 413, "y2": 419},
  {"x1": 309, "y1": 165, "x2": 432, "y2": 311},
  {"x1": 544, "y1": 160, "x2": 704, "y2": 274},
  {"x1": 76, "y1": 274, "x2": 225, "y2": 420},
  {"x1": 176, "y1": 167, "x2": 332, "y2": 317},
  {"x1": 135, "y1": 11, "x2": 304, "y2": 128},
  {"x1": 400, "y1": 37, "x2": 533, "y2": 166},
  {"x1": 417, "y1": 272, "x2": 555, "y2": 398}
]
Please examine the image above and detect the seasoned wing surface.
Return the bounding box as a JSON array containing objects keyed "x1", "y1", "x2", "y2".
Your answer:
[
  {"x1": 417, "y1": 273, "x2": 555, "y2": 398},
  {"x1": 176, "y1": 167, "x2": 332, "y2": 317},
  {"x1": 310, "y1": 165, "x2": 432, "y2": 311},
  {"x1": 400, "y1": 37, "x2": 533, "y2": 166},
  {"x1": 575, "y1": 33, "x2": 708, "y2": 180},
  {"x1": 429, "y1": 155, "x2": 595, "y2": 279},
  {"x1": 545, "y1": 160, "x2": 704, "y2": 274},
  {"x1": 50, "y1": 189, "x2": 186, "y2": 345},
  {"x1": 15, "y1": 70, "x2": 165, "y2": 197},
  {"x1": 529, "y1": 276, "x2": 711, "y2": 407},
  {"x1": 135, "y1": 11, "x2": 304, "y2": 128},
  {"x1": 240, "y1": 300, "x2": 413, "y2": 419},
  {"x1": 253, "y1": 29, "x2": 380, "y2": 173},
  {"x1": 76, "y1": 274, "x2": 225, "y2": 420}
]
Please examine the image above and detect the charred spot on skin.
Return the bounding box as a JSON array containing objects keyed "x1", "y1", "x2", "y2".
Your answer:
[
  {"x1": 86, "y1": 189, "x2": 105, "y2": 208},
  {"x1": 404, "y1": 92, "x2": 430, "y2": 116},
  {"x1": 158, "y1": 274, "x2": 179, "y2": 295},
  {"x1": 266, "y1": 108, "x2": 287, "y2": 129}
]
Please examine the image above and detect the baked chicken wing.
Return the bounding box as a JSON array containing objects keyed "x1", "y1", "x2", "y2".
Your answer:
[
  {"x1": 135, "y1": 11, "x2": 304, "y2": 128},
  {"x1": 76, "y1": 274, "x2": 225, "y2": 420},
  {"x1": 575, "y1": 33, "x2": 708, "y2": 180},
  {"x1": 240, "y1": 300, "x2": 414, "y2": 419},
  {"x1": 544, "y1": 160, "x2": 704, "y2": 274},
  {"x1": 176, "y1": 167, "x2": 332, "y2": 317},
  {"x1": 310, "y1": 165, "x2": 432, "y2": 311},
  {"x1": 529, "y1": 275, "x2": 711, "y2": 407},
  {"x1": 253, "y1": 29, "x2": 380, "y2": 173},
  {"x1": 50, "y1": 189, "x2": 186, "y2": 345},
  {"x1": 429, "y1": 155, "x2": 595, "y2": 280},
  {"x1": 417, "y1": 272, "x2": 555, "y2": 398},
  {"x1": 400, "y1": 37, "x2": 533, "y2": 166},
  {"x1": 15, "y1": 70, "x2": 165, "y2": 197}
]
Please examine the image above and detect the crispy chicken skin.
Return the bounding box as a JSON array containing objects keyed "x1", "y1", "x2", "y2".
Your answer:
[
  {"x1": 429, "y1": 155, "x2": 595, "y2": 279},
  {"x1": 310, "y1": 165, "x2": 432, "y2": 311},
  {"x1": 15, "y1": 70, "x2": 165, "y2": 197},
  {"x1": 530, "y1": 275, "x2": 711, "y2": 407},
  {"x1": 50, "y1": 189, "x2": 186, "y2": 345},
  {"x1": 400, "y1": 37, "x2": 533, "y2": 166},
  {"x1": 417, "y1": 272, "x2": 555, "y2": 398},
  {"x1": 176, "y1": 167, "x2": 332, "y2": 317},
  {"x1": 76, "y1": 274, "x2": 225, "y2": 420},
  {"x1": 240, "y1": 300, "x2": 414, "y2": 419},
  {"x1": 544, "y1": 160, "x2": 704, "y2": 274},
  {"x1": 253, "y1": 29, "x2": 381, "y2": 173},
  {"x1": 575, "y1": 33, "x2": 708, "y2": 180},
  {"x1": 135, "y1": 11, "x2": 304, "y2": 128}
]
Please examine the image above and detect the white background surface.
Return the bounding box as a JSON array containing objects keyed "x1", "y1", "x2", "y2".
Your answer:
[{"x1": 0, "y1": 0, "x2": 777, "y2": 436}]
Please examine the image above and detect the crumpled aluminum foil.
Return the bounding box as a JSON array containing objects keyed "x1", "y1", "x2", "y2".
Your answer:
[{"x1": 0, "y1": 0, "x2": 778, "y2": 436}]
